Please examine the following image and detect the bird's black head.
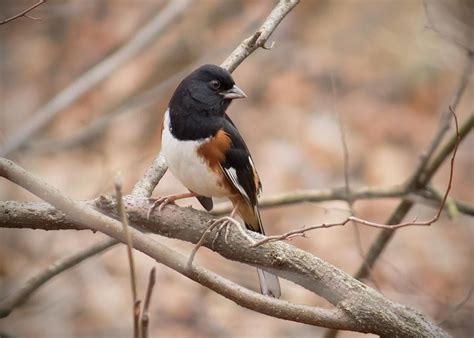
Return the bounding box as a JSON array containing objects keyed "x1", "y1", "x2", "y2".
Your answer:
[{"x1": 169, "y1": 64, "x2": 246, "y2": 118}]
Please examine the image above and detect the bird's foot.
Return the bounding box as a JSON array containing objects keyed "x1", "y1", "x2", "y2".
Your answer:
[
  {"x1": 208, "y1": 216, "x2": 256, "y2": 249},
  {"x1": 187, "y1": 216, "x2": 256, "y2": 268},
  {"x1": 208, "y1": 216, "x2": 240, "y2": 248},
  {"x1": 146, "y1": 195, "x2": 177, "y2": 219}
]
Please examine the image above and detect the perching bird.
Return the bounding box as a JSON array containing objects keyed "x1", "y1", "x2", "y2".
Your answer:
[{"x1": 153, "y1": 64, "x2": 281, "y2": 298}]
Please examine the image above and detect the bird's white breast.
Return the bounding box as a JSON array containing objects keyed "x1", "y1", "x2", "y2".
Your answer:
[{"x1": 161, "y1": 109, "x2": 228, "y2": 198}]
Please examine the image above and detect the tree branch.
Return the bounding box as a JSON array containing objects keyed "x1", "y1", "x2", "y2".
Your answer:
[
  {"x1": 0, "y1": 158, "x2": 360, "y2": 333},
  {"x1": 0, "y1": 159, "x2": 449, "y2": 336},
  {"x1": 0, "y1": 237, "x2": 117, "y2": 318},
  {"x1": 255, "y1": 109, "x2": 461, "y2": 247},
  {"x1": 0, "y1": 0, "x2": 46, "y2": 25},
  {"x1": 221, "y1": 0, "x2": 300, "y2": 73},
  {"x1": 0, "y1": 0, "x2": 191, "y2": 158},
  {"x1": 354, "y1": 111, "x2": 473, "y2": 282}
]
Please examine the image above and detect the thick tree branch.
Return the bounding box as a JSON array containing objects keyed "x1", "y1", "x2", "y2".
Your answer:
[
  {"x1": 0, "y1": 159, "x2": 449, "y2": 336},
  {"x1": 0, "y1": 158, "x2": 359, "y2": 333}
]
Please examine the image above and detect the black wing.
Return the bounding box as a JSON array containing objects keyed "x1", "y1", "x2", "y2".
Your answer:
[{"x1": 220, "y1": 116, "x2": 262, "y2": 206}]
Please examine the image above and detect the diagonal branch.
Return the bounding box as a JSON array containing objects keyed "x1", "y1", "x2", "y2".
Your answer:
[
  {"x1": 353, "y1": 51, "x2": 473, "y2": 281},
  {"x1": 0, "y1": 159, "x2": 449, "y2": 336},
  {"x1": 0, "y1": 158, "x2": 359, "y2": 333},
  {"x1": 221, "y1": 0, "x2": 300, "y2": 73},
  {"x1": 0, "y1": 0, "x2": 46, "y2": 25},
  {"x1": 0, "y1": 0, "x2": 191, "y2": 158},
  {"x1": 0, "y1": 237, "x2": 117, "y2": 318},
  {"x1": 255, "y1": 109, "x2": 461, "y2": 247}
]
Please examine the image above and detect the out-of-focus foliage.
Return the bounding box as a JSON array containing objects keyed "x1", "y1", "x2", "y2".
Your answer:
[{"x1": 0, "y1": 1, "x2": 473, "y2": 337}]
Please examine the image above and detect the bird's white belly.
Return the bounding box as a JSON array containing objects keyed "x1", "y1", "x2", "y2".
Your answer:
[{"x1": 161, "y1": 110, "x2": 228, "y2": 197}]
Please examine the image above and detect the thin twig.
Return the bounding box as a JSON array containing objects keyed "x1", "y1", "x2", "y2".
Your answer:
[
  {"x1": 352, "y1": 51, "x2": 474, "y2": 283},
  {"x1": 0, "y1": 0, "x2": 46, "y2": 25},
  {"x1": 221, "y1": 0, "x2": 300, "y2": 73},
  {"x1": 115, "y1": 176, "x2": 139, "y2": 338},
  {"x1": 0, "y1": 0, "x2": 191, "y2": 157},
  {"x1": 140, "y1": 267, "x2": 156, "y2": 338},
  {"x1": 254, "y1": 110, "x2": 461, "y2": 248},
  {"x1": 407, "y1": 51, "x2": 473, "y2": 187},
  {"x1": 134, "y1": 300, "x2": 142, "y2": 338},
  {"x1": 0, "y1": 237, "x2": 117, "y2": 318}
]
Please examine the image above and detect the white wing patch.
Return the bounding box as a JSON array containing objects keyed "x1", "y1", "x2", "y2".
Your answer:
[
  {"x1": 248, "y1": 156, "x2": 262, "y2": 195},
  {"x1": 221, "y1": 165, "x2": 251, "y2": 204}
]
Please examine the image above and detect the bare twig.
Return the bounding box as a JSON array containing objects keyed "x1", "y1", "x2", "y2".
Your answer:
[
  {"x1": 140, "y1": 267, "x2": 156, "y2": 338},
  {"x1": 0, "y1": 0, "x2": 46, "y2": 25},
  {"x1": 221, "y1": 0, "x2": 300, "y2": 73},
  {"x1": 353, "y1": 51, "x2": 474, "y2": 282},
  {"x1": 115, "y1": 176, "x2": 139, "y2": 338},
  {"x1": 254, "y1": 110, "x2": 461, "y2": 248},
  {"x1": 212, "y1": 185, "x2": 407, "y2": 215},
  {"x1": 0, "y1": 237, "x2": 116, "y2": 318},
  {"x1": 0, "y1": 0, "x2": 191, "y2": 158},
  {"x1": 408, "y1": 51, "x2": 473, "y2": 187}
]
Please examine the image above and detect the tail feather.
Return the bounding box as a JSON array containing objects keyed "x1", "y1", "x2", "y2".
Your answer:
[
  {"x1": 239, "y1": 203, "x2": 281, "y2": 298},
  {"x1": 257, "y1": 268, "x2": 281, "y2": 298}
]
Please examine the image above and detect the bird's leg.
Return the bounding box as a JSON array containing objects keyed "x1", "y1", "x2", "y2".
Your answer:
[{"x1": 147, "y1": 192, "x2": 197, "y2": 219}]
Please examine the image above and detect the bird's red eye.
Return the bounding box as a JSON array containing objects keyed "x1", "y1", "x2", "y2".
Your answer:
[{"x1": 210, "y1": 80, "x2": 221, "y2": 89}]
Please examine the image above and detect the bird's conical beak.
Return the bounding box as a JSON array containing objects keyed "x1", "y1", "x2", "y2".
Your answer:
[{"x1": 221, "y1": 85, "x2": 247, "y2": 99}]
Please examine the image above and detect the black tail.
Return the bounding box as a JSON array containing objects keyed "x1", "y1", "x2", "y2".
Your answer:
[{"x1": 245, "y1": 206, "x2": 281, "y2": 298}]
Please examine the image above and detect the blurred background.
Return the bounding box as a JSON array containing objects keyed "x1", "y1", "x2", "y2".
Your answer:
[{"x1": 0, "y1": 0, "x2": 473, "y2": 337}]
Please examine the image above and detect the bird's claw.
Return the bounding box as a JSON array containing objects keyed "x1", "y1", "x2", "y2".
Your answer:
[
  {"x1": 207, "y1": 216, "x2": 244, "y2": 249},
  {"x1": 147, "y1": 196, "x2": 176, "y2": 219}
]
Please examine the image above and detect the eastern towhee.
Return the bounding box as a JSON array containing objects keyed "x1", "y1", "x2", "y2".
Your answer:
[{"x1": 152, "y1": 64, "x2": 281, "y2": 298}]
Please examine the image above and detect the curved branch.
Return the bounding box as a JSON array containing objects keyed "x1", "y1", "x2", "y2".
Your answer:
[
  {"x1": 0, "y1": 159, "x2": 449, "y2": 336},
  {"x1": 0, "y1": 158, "x2": 357, "y2": 332}
]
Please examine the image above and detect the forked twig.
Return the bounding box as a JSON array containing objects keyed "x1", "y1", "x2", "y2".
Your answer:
[
  {"x1": 140, "y1": 267, "x2": 157, "y2": 338},
  {"x1": 0, "y1": 0, "x2": 45, "y2": 25},
  {"x1": 254, "y1": 109, "x2": 461, "y2": 248}
]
